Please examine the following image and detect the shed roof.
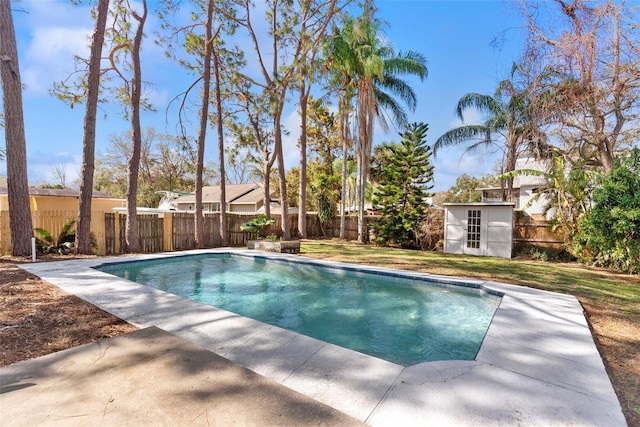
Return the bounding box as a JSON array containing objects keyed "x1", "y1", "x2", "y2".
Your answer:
[{"x1": 442, "y1": 202, "x2": 515, "y2": 207}]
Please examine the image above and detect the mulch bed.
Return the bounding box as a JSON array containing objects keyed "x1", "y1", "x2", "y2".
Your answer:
[{"x1": 0, "y1": 260, "x2": 137, "y2": 367}]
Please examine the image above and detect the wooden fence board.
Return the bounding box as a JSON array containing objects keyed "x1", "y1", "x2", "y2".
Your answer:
[
  {"x1": 1, "y1": 209, "x2": 110, "y2": 255},
  {"x1": 105, "y1": 213, "x2": 116, "y2": 254},
  {"x1": 172, "y1": 213, "x2": 195, "y2": 250},
  {"x1": 0, "y1": 211, "x2": 10, "y2": 255}
]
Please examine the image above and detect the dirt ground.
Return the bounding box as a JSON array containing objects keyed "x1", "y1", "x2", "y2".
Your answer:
[{"x1": 0, "y1": 258, "x2": 137, "y2": 367}]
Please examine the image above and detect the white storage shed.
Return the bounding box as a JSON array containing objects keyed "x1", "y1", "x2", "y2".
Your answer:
[{"x1": 443, "y1": 202, "x2": 515, "y2": 258}]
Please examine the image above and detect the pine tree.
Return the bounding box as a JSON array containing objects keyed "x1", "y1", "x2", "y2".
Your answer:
[
  {"x1": 372, "y1": 122, "x2": 434, "y2": 248},
  {"x1": 1, "y1": 0, "x2": 34, "y2": 256}
]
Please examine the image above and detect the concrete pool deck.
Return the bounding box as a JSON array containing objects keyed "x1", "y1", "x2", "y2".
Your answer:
[{"x1": 10, "y1": 249, "x2": 627, "y2": 426}]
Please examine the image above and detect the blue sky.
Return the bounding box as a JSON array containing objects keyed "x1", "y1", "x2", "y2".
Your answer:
[{"x1": 1, "y1": 0, "x2": 526, "y2": 192}]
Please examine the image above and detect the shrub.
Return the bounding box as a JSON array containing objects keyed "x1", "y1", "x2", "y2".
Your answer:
[
  {"x1": 572, "y1": 149, "x2": 640, "y2": 273},
  {"x1": 414, "y1": 209, "x2": 444, "y2": 251},
  {"x1": 240, "y1": 215, "x2": 276, "y2": 240},
  {"x1": 34, "y1": 219, "x2": 96, "y2": 255}
]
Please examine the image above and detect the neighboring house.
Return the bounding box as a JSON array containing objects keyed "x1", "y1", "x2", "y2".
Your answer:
[
  {"x1": 0, "y1": 188, "x2": 126, "y2": 255},
  {"x1": 0, "y1": 187, "x2": 125, "y2": 212},
  {"x1": 169, "y1": 183, "x2": 277, "y2": 213},
  {"x1": 481, "y1": 156, "x2": 550, "y2": 219}
]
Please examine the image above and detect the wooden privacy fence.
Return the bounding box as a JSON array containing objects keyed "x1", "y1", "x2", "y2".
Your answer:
[
  {"x1": 100, "y1": 212, "x2": 365, "y2": 255},
  {"x1": 0, "y1": 209, "x2": 109, "y2": 255},
  {"x1": 513, "y1": 215, "x2": 564, "y2": 249}
]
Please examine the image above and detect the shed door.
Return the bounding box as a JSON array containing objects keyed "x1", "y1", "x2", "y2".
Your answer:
[{"x1": 464, "y1": 209, "x2": 484, "y2": 255}]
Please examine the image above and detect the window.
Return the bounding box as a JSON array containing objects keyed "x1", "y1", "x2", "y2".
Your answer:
[{"x1": 467, "y1": 209, "x2": 481, "y2": 249}]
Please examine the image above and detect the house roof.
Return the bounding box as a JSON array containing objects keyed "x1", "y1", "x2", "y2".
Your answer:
[
  {"x1": 175, "y1": 183, "x2": 271, "y2": 205},
  {"x1": 232, "y1": 188, "x2": 266, "y2": 205},
  {"x1": 0, "y1": 187, "x2": 114, "y2": 198}
]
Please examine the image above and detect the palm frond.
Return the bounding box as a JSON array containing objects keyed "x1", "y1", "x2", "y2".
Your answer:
[
  {"x1": 433, "y1": 125, "x2": 492, "y2": 155},
  {"x1": 34, "y1": 228, "x2": 54, "y2": 245},
  {"x1": 498, "y1": 168, "x2": 546, "y2": 180},
  {"x1": 461, "y1": 140, "x2": 503, "y2": 157},
  {"x1": 383, "y1": 51, "x2": 428, "y2": 80},
  {"x1": 58, "y1": 219, "x2": 77, "y2": 245},
  {"x1": 455, "y1": 93, "x2": 502, "y2": 122},
  {"x1": 374, "y1": 87, "x2": 408, "y2": 128},
  {"x1": 376, "y1": 75, "x2": 418, "y2": 111}
]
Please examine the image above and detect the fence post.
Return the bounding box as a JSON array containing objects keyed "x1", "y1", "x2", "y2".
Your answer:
[
  {"x1": 92, "y1": 210, "x2": 106, "y2": 256},
  {"x1": 163, "y1": 212, "x2": 173, "y2": 252},
  {"x1": 114, "y1": 212, "x2": 121, "y2": 254}
]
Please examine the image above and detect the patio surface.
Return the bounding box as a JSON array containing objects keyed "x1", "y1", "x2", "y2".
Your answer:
[{"x1": 8, "y1": 249, "x2": 627, "y2": 426}]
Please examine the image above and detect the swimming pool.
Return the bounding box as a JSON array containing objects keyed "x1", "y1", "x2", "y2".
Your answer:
[{"x1": 97, "y1": 253, "x2": 501, "y2": 366}]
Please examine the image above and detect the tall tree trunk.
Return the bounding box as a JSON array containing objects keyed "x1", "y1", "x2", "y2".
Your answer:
[
  {"x1": 356, "y1": 151, "x2": 366, "y2": 243},
  {"x1": 262, "y1": 158, "x2": 271, "y2": 218},
  {"x1": 339, "y1": 91, "x2": 349, "y2": 239},
  {"x1": 274, "y1": 111, "x2": 291, "y2": 240},
  {"x1": 356, "y1": 82, "x2": 373, "y2": 244},
  {"x1": 504, "y1": 133, "x2": 517, "y2": 201},
  {"x1": 340, "y1": 142, "x2": 348, "y2": 239},
  {"x1": 297, "y1": 84, "x2": 309, "y2": 238},
  {"x1": 76, "y1": 0, "x2": 109, "y2": 254},
  {"x1": 0, "y1": 0, "x2": 33, "y2": 256},
  {"x1": 193, "y1": 0, "x2": 214, "y2": 249},
  {"x1": 213, "y1": 50, "x2": 228, "y2": 246},
  {"x1": 125, "y1": 0, "x2": 147, "y2": 253}
]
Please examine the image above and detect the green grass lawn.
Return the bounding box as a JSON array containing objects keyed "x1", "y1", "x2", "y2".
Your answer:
[{"x1": 299, "y1": 239, "x2": 640, "y2": 426}]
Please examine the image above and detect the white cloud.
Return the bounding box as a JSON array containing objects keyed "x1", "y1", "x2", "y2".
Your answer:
[
  {"x1": 437, "y1": 151, "x2": 493, "y2": 175},
  {"x1": 17, "y1": 1, "x2": 93, "y2": 95},
  {"x1": 21, "y1": 151, "x2": 82, "y2": 187},
  {"x1": 26, "y1": 27, "x2": 90, "y2": 63},
  {"x1": 144, "y1": 87, "x2": 169, "y2": 111},
  {"x1": 448, "y1": 108, "x2": 483, "y2": 128},
  {"x1": 25, "y1": 26, "x2": 91, "y2": 93},
  {"x1": 433, "y1": 149, "x2": 500, "y2": 192},
  {"x1": 45, "y1": 158, "x2": 81, "y2": 188},
  {"x1": 18, "y1": 0, "x2": 170, "y2": 97},
  {"x1": 282, "y1": 108, "x2": 301, "y2": 168},
  {"x1": 22, "y1": 26, "x2": 91, "y2": 95}
]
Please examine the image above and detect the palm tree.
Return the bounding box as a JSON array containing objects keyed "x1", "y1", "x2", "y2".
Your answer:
[
  {"x1": 434, "y1": 65, "x2": 542, "y2": 201},
  {"x1": 329, "y1": 5, "x2": 428, "y2": 243},
  {"x1": 324, "y1": 26, "x2": 356, "y2": 239}
]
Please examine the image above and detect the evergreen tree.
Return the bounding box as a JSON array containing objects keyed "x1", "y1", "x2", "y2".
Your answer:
[{"x1": 372, "y1": 122, "x2": 434, "y2": 248}]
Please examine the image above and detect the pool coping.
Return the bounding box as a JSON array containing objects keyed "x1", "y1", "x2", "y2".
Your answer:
[{"x1": 20, "y1": 249, "x2": 627, "y2": 426}]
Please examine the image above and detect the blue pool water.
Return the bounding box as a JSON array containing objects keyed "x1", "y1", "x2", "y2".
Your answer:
[{"x1": 97, "y1": 254, "x2": 501, "y2": 366}]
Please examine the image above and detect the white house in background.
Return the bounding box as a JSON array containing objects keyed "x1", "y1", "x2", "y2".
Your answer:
[
  {"x1": 481, "y1": 155, "x2": 551, "y2": 219},
  {"x1": 165, "y1": 183, "x2": 278, "y2": 213}
]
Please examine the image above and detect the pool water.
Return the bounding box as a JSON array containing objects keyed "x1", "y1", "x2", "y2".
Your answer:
[{"x1": 98, "y1": 254, "x2": 501, "y2": 366}]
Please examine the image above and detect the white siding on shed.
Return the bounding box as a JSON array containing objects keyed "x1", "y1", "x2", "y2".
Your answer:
[
  {"x1": 443, "y1": 203, "x2": 514, "y2": 259},
  {"x1": 444, "y1": 208, "x2": 465, "y2": 254}
]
